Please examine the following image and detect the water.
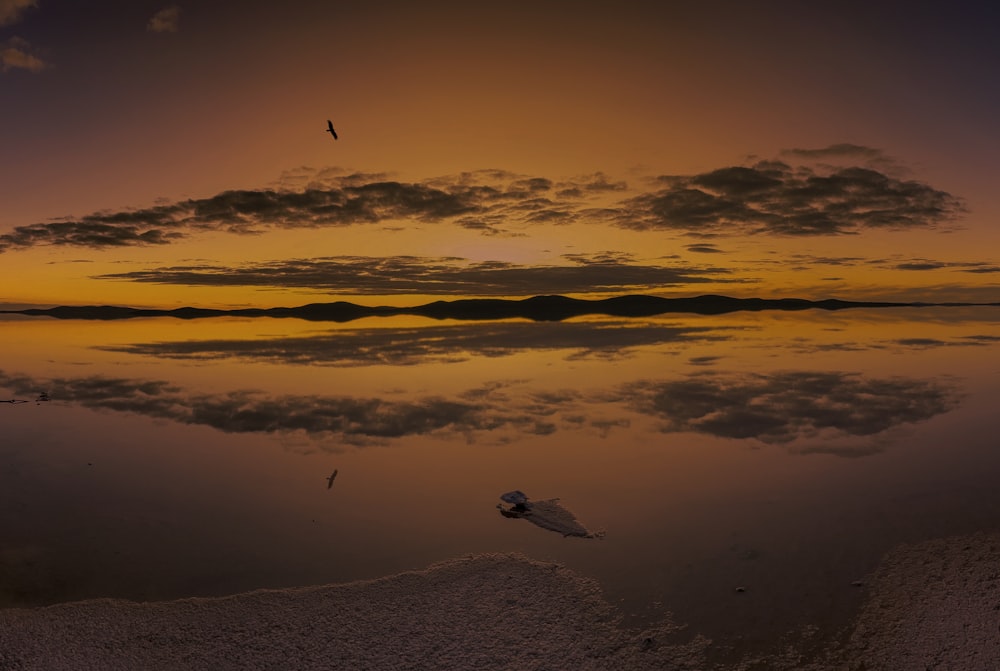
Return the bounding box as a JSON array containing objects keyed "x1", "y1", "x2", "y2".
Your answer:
[{"x1": 2, "y1": 305, "x2": 999, "y2": 653}]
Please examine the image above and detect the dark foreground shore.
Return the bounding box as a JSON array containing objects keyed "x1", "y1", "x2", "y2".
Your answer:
[{"x1": 2, "y1": 533, "x2": 998, "y2": 671}]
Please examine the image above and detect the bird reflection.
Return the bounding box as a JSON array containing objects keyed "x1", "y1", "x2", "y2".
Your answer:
[
  {"x1": 326, "y1": 469, "x2": 338, "y2": 489},
  {"x1": 3, "y1": 399, "x2": 28, "y2": 404},
  {"x1": 36, "y1": 392, "x2": 49, "y2": 404}
]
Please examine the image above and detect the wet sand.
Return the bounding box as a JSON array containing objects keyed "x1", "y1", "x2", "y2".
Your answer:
[{"x1": 2, "y1": 534, "x2": 999, "y2": 670}]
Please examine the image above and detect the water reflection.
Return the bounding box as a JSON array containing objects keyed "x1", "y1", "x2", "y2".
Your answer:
[
  {"x1": 1, "y1": 309, "x2": 999, "y2": 645},
  {"x1": 0, "y1": 366, "x2": 961, "y2": 456},
  {"x1": 619, "y1": 371, "x2": 959, "y2": 447},
  {"x1": 96, "y1": 321, "x2": 732, "y2": 366}
]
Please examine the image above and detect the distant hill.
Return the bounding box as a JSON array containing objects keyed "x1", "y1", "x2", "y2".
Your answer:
[{"x1": 4, "y1": 294, "x2": 996, "y2": 323}]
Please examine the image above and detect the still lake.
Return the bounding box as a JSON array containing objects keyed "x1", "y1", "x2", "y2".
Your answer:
[{"x1": 3, "y1": 304, "x2": 999, "y2": 647}]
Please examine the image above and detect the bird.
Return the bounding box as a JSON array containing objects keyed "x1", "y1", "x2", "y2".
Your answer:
[
  {"x1": 325, "y1": 120, "x2": 338, "y2": 140},
  {"x1": 326, "y1": 469, "x2": 338, "y2": 489}
]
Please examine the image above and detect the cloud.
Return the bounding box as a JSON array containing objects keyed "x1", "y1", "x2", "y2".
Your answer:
[
  {"x1": 777, "y1": 143, "x2": 907, "y2": 174},
  {"x1": 782, "y1": 254, "x2": 872, "y2": 267},
  {"x1": 893, "y1": 259, "x2": 1000, "y2": 274},
  {"x1": 0, "y1": 0, "x2": 36, "y2": 27},
  {"x1": 93, "y1": 254, "x2": 734, "y2": 295},
  {"x1": 766, "y1": 254, "x2": 1000, "y2": 278},
  {"x1": 612, "y1": 146, "x2": 965, "y2": 236},
  {"x1": 0, "y1": 171, "x2": 582, "y2": 252},
  {"x1": 97, "y1": 321, "x2": 730, "y2": 367},
  {"x1": 685, "y1": 244, "x2": 725, "y2": 254},
  {"x1": 891, "y1": 335, "x2": 1000, "y2": 349},
  {"x1": 895, "y1": 261, "x2": 948, "y2": 271},
  {"x1": 147, "y1": 5, "x2": 180, "y2": 33},
  {"x1": 1, "y1": 37, "x2": 46, "y2": 73},
  {"x1": 0, "y1": 151, "x2": 965, "y2": 252},
  {"x1": 616, "y1": 370, "x2": 959, "y2": 447}
]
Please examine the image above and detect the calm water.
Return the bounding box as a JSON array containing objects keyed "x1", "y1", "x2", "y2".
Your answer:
[{"x1": 3, "y1": 306, "x2": 1000, "y2": 649}]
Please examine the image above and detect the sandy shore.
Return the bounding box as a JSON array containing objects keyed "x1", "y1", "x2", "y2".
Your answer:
[{"x1": 2, "y1": 534, "x2": 999, "y2": 670}]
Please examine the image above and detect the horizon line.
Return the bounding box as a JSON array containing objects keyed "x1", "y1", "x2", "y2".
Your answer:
[{"x1": 4, "y1": 293, "x2": 999, "y2": 323}]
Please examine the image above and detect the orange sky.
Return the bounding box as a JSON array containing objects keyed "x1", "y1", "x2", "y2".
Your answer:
[{"x1": 2, "y1": 1, "x2": 998, "y2": 308}]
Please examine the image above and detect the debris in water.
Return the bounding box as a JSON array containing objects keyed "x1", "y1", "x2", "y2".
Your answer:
[{"x1": 497, "y1": 491, "x2": 604, "y2": 539}]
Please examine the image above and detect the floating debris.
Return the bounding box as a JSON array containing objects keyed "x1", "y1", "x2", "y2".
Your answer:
[{"x1": 497, "y1": 491, "x2": 604, "y2": 539}]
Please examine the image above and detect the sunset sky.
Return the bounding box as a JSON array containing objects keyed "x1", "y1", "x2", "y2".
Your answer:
[{"x1": 2, "y1": 0, "x2": 999, "y2": 308}]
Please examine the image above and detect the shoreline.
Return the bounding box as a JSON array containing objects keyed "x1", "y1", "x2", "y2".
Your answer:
[{"x1": 2, "y1": 533, "x2": 999, "y2": 670}]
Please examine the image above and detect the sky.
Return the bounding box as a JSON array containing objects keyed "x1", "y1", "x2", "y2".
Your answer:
[{"x1": 2, "y1": 0, "x2": 999, "y2": 308}]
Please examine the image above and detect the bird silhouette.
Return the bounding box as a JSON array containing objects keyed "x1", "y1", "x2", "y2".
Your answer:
[
  {"x1": 326, "y1": 469, "x2": 338, "y2": 489},
  {"x1": 325, "y1": 120, "x2": 338, "y2": 140}
]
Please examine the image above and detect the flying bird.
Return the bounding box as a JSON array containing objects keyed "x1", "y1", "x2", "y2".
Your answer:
[
  {"x1": 325, "y1": 120, "x2": 338, "y2": 140},
  {"x1": 326, "y1": 469, "x2": 338, "y2": 489}
]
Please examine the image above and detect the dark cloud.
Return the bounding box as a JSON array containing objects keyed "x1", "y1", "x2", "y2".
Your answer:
[
  {"x1": 687, "y1": 356, "x2": 722, "y2": 366},
  {"x1": 685, "y1": 244, "x2": 725, "y2": 254},
  {"x1": 0, "y1": 149, "x2": 966, "y2": 252},
  {"x1": 893, "y1": 259, "x2": 1000, "y2": 274},
  {"x1": 0, "y1": 170, "x2": 626, "y2": 253},
  {"x1": 780, "y1": 144, "x2": 887, "y2": 160},
  {"x1": 766, "y1": 254, "x2": 1000, "y2": 277},
  {"x1": 93, "y1": 254, "x2": 733, "y2": 295},
  {"x1": 613, "y1": 147, "x2": 964, "y2": 236},
  {"x1": 98, "y1": 321, "x2": 730, "y2": 367},
  {"x1": 0, "y1": 173, "x2": 536, "y2": 252},
  {"x1": 779, "y1": 143, "x2": 893, "y2": 165},
  {"x1": 616, "y1": 370, "x2": 959, "y2": 445},
  {"x1": 895, "y1": 261, "x2": 949, "y2": 271},
  {"x1": 783, "y1": 254, "x2": 871, "y2": 267},
  {"x1": 892, "y1": 335, "x2": 1000, "y2": 349}
]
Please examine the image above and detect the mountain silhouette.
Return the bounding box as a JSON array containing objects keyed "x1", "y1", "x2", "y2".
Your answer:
[{"x1": 5, "y1": 294, "x2": 996, "y2": 323}]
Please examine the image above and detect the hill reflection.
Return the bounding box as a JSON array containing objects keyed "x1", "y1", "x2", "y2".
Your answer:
[{"x1": 97, "y1": 321, "x2": 732, "y2": 366}]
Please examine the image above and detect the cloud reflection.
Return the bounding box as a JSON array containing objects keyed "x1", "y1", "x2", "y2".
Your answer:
[
  {"x1": 617, "y1": 371, "x2": 959, "y2": 450},
  {"x1": 0, "y1": 367, "x2": 961, "y2": 456}
]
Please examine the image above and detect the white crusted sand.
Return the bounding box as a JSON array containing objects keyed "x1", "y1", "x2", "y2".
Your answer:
[
  {"x1": 742, "y1": 531, "x2": 1000, "y2": 671},
  {"x1": 4, "y1": 535, "x2": 1000, "y2": 671},
  {"x1": 819, "y1": 531, "x2": 1000, "y2": 671},
  {"x1": 0, "y1": 553, "x2": 707, "y2": 671}
]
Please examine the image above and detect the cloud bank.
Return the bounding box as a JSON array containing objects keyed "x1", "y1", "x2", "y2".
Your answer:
[
  {"x1": 0, "y1": 148, "x2": 966, "y2": 252},
  {"x1": 94, "y1": 254, "x2": 733, "y2": 294},
  {"x1": 615, "y1": 159, "x2": 964, "y2": 236}
]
